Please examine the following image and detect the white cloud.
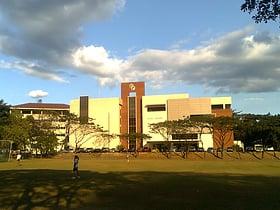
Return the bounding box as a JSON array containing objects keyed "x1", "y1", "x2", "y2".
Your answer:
[
  {"x1": 70, "y1": 28, "x2": 280, "y2": 93},
  {"x1": 28, "y1": 90, "x2": 49, "y2": 98},
  {"x1": 1, "y1": 1, "x2": 280, "y2": 94},
  {"x1": 244, "y1": 97, "x2": 264, "y2": 101},
  {"x1": 0, "y1": 0, "x2": 125, "y2": 81}
]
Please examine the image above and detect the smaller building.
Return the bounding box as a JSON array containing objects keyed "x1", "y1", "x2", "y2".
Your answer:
[{"x1": 10, "y1": 103, "x2": 70, "y2": 151}]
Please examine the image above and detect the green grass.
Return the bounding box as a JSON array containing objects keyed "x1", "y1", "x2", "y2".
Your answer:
[{"x1": 1, "y1": 157, "x2": 280, "y2": 210}]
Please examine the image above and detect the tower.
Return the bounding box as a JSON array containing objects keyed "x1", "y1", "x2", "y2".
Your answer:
[{"x1": 120, "y1": 81, "x2": 145, "y2": 149}]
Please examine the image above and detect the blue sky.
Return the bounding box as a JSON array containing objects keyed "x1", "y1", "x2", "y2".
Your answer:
[{"x1": 1, "y1": 0, "x2": 280, "y2": 114}]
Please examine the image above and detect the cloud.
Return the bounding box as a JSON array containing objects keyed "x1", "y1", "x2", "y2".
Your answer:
[
  {"x1": 1, "y1": 1, "x2": 280, "y2": 94},
  {"x1": 244, "y1": 97, "x2": 264, "y2": 101},
  {"x1": 0, "y1": 0, "x2": 125, "y2": 79},
  {"x1": 28, "y1": 90, "x2": 49, "y2": 98},
  {"x1": 74, "y1": 27, "x2": 280, "y2": 94}
]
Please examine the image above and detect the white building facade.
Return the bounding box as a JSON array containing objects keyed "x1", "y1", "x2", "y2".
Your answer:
[{"x1": 68, "y1": 82, "x2": 233, "y2": 151}]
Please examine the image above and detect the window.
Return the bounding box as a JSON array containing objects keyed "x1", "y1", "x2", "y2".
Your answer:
[
  {"x1": 211, "y1": 104, "x2": 223, "y2": 110},
  {"x1": 225, "y1": 104, "x2": 231, "y2": 109},
  {"x1": 128, "y1": 97, "x2": 136, "y2": 133},
  {"x1": 32, "y1": 110, "x2": 41, "y2": 114},
  {"x1": 147, "y1": 104, "x2": 166, "y2": 112},
  {"x1": 172, "y1": 133, "x2": 198, "y2": 140},
  {"x1": 22, "y1": 110, "x2": 31, "y2": 114}
]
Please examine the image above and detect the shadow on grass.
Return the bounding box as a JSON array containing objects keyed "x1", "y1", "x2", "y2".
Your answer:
[
  {"x1": 225, "y1": 152, "x2": 240, "y2": 160},
  {"x1": 1, "y1": 169, "x2": 280, "y2": 210}
]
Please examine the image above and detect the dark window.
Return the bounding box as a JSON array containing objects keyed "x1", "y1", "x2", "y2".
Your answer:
[
  {"x1": 80, "y1": 96, "x2": 89, "y2": 124},
  {"x1": 128, "y1": 97, "x2": 136, "y2": 133},
  {"x1": 211, "y1": 104, "x2": 223, "y2": 110},
  {"x1": 32, "y1": 110, "x2": 41, "y2": 114},
  {"x1": 225, "y1": 104, "x2": 231, "y2": 109},
  {"x1": 147, "y1": 104, "x2": 166, "y2": 112},
  {"x1": 22, "y1": 110, "x2": 31, "y2": 114},
  {"x1": 172, "y1": 133, "x2": 198, "y2": 140}
]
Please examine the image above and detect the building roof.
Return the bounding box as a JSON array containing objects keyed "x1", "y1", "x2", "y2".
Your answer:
[{"x1": 11, "y1": 103, "x2": 70, "y2": 109}]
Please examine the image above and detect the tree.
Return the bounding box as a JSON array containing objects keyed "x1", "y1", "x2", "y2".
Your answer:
[
  {"x1": 212, "y1": 116, "x2": 236, "y2": 158},
  {"x1": 66, "y1": 115, "x2": 105, "y2": 151},
  {"x1": 188, "y1": 115, "x2": 214, "y2": 158},
  {"x1": 1, "y1": 110, "x2": 30, "y2": 149},
  {"x1": 118, "y1": 132, "x2": 151, "y2": 156},
  {"x1": 149, "y1": 120, "x2": 179, "y2": 158},
  {"x1": 27, "y1": 115, "x2": 58, "y2": 157},
  {"x1": 0, "y1": 99, "x2": 10, "y2": 139},
  {"x1": 241, "y1": 0, "x2": 280, "y2": 24},
  {"x1": 149, "y1": 117, "x2": 215, "y2": 159},
  {"x1": 236, "y1": 113, "x2": 280, "y2": 159}
]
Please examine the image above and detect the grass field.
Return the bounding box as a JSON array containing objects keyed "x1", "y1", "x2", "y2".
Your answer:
[{"x1": 1, "y1": 153, "x2": 280, "y2": 210}]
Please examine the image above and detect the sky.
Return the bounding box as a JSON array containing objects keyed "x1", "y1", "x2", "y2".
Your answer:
[{"x1": 1, "y1": 0, "x2": 280, "y2": 114}]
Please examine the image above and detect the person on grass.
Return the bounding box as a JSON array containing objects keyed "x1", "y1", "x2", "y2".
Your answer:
[
  {"x1": 16, "y1": 153, "x2": 21, "y2": 166},
  {"x1": 72, "y1": 155, "x2": 80, "y2": 179}
]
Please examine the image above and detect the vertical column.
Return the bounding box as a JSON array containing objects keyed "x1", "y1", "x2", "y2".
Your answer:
[{"x1": 80, "y1": 96, "x2": 88, "y2": 124}]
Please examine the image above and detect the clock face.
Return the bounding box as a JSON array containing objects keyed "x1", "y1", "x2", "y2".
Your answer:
[{"x1": 129, "y1": 83, "x2": 135, "y2": 91}]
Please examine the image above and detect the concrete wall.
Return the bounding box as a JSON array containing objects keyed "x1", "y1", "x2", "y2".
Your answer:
[
  {"x1": 142, "y1": 94, "x2": 188, "y2": 145},
  {"x1": 167, "y1": 97, "x2": 211, "y2": 121},
  {"x1": 69, "y1": 97, "x2": 121, "y2": 149}
]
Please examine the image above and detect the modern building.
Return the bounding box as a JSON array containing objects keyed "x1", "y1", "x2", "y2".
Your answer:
[
  {"x1": 143, "y1": 95, "x2": 233, "y2": 150},
  {"x1": 10, "y1": 103, "x2": 70, "y2": 150},
  {"x1": 69, "y1": 81, "x2": 233, "y2": 151},
  {"x1": 70, "y1": 96, "x2": 122, "y2": 149}
]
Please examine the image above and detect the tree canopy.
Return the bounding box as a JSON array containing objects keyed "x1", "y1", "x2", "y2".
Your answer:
[{"x1": 241, "y1": 0, "x2": 280, "y2": 24}]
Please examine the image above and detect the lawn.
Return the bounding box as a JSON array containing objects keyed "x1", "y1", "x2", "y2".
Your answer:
[{"x1": 1, "y1": 156, "x2": 280, "y2": 210}]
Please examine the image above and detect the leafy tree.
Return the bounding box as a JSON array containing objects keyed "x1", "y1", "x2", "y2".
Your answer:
[
  {"x1": 0, "y1": 99, "x2": 10, "y2": 139},
  {"x1": 234, "y1": 113, "x2": 280, "y2": 159},
  {"x1": 27, "y1": 115, "x2": 58, "y2": 157},
  {"x1": 1, "y1": 111, "x2": 30, "y2": 149},
  {"x1": 35, "y1": 130, "x2": 58, "y2": 157},
  {"x1": 0, "y1": 99, "x2": 10, "y2": 121},
  {"x1": 241, "y1": 0, "x2": 280, "y2": 24}
]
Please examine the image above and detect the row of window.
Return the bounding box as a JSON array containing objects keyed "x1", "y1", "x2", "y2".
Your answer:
[
  {"x1": 172, "y1": 133, "x2": 198, "y2": 140},
  {"x1": 146, "y1": 104, "x2": 231, "y2": 112},
  {"x1": 18, "y1": 110, "x2": 69, "y2": 115}
]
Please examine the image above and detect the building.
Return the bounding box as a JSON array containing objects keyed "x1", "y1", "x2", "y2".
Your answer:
[
  {"x1": 10, "y1": 103, "x2": 70, "y2": 150},
  {"x1": 69, "y1": 81, "x2": 233, "y2": 151},
  {"x1": 70, "y1": 96, "x2": 122, "y2": 149},
  {"x1": 143, "y1": 95, "x2": 233, "y2": 150}
]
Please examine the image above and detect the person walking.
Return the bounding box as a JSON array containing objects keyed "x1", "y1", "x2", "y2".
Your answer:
[{"x1": 72, "y1": 155, "x2": 80, "y2": 179}]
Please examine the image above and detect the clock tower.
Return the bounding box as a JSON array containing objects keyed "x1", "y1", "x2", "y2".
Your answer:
[{"x1": 120, "y1": 81, "x2": 145, "y2": 150}]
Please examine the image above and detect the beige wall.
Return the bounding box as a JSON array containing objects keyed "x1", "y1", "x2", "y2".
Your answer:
[
  {"x1": 142, "y1": 94, "x2": 189, "y2": 145},
  {"x1": 167, "y1": 98, "x2": 211, "y2": 121},
  {"x1": 211, "y1": 97, "x2": 232, "y2": 107},
  {"x1": 69, "y1": 97, "x2": 121, "y2": 149}
]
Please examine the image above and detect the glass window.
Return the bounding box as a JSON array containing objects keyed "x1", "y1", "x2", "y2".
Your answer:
[
  {"x1": 22, "y1": 110, "x2": 31, "y2": 114},
  {"x1": 172, "y1": 133, "x2": 198, "y2": 140},
  {"x1": 32, "y1": 110, "x2": 41, "y2": 114},
  {"x1": 211, "y1": 104, "x2": 223, "y2": 109},
  {"x1": 147, "y1": 104, "x2": 166, "y2": 112},
  {"x1": 225, "y1": 104, "x2": 231, "y2": 109}
]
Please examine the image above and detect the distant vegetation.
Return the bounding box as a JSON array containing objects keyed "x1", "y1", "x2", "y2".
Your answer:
[{"x1": 1, "y1": 99, "x2": 280, "y2": 157}]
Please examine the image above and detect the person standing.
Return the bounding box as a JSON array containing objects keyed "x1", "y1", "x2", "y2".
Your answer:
[
  {"x1": 72, "y1": 155, "x2": 80, "y2": 179},
  {"x1": 16, "y1": 153, "x2": 21, "y2": 166}
]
